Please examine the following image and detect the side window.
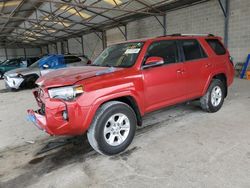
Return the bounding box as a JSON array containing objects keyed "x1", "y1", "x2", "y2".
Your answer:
[
  {"x1": 64, "y1": 56, "x2": 81, "y2": 64},
  {"x1": 146, "y1": 40, "x2": 178, "y2": 65},
  {"x1": 181, "y1": 40, "x2": 207, "y2": 61},
  {"x1": 206, "y1": 39, "x2": 226, "y2": 55}
]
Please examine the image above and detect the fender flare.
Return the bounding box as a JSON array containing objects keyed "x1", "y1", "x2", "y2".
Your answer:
[
  {"x1": 83, "y1": 91, "x2": 144, "y2": 130},
  {"x1": 202, "y1": 70, "x2": 227, "y2": 96}
]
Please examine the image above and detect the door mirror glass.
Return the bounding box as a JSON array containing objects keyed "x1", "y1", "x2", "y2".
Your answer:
[
  {"x1": 42, "y1": 64, "x2": 49, "y2": 69},
  {"x1": 143, "y1": 56, "x2": 164, "y2": 68}
]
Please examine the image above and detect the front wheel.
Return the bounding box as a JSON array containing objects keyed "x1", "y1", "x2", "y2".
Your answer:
[
  {"x1": 200, "y1": 79, "x2": 226, "y2": 113},
  {"x1": 87, "y1": 101, "x2": 137, "y2": 155}
]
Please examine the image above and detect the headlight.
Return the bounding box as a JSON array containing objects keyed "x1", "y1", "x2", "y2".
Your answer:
[
  {"x1": 48, "y1": 85, "x2": 84, "y2": 100},
  {"x1": 8, "y1": 73, "x2": 23, "y2": 78}
]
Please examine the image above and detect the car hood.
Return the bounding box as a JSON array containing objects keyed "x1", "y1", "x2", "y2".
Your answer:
[
  {"x1": 5, "y1": 67, "x2": 39, "y2": 76},
  {"x1": 36, "y1": 66, "x2": 123, "y2": 88}
]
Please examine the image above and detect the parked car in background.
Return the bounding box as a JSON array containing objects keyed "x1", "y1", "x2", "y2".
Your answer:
[
  {"x1": 27, "y1": 34, "x2": 234, "y2": 155},
  {"x1": 0, "y1": 57, "x2": 38, "y2": 78},
  {"x1": 4, "y1": 54, "x2": 90, "y2": 90}
]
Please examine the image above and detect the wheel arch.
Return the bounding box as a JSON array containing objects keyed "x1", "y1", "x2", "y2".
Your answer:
[
  {"x1": 213, "y1": 73, "x2": 227, "y2": 97},
  {"x1": 106, "y1": 96, "x2": 143, "y2": 126},
  {"x1": 89, "y1": 94, "x2": 143, "y2": 128},
  {"x1": 21, "y1": 73, "x2": 40, "y2": 88},
  {"x1": 203, "y1": 72, "x2": 228, "y2": 98}
]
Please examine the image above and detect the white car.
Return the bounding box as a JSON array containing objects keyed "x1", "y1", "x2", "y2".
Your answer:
[{"x1": 4, "y1": 55, "x2": 90, "y2": 90}]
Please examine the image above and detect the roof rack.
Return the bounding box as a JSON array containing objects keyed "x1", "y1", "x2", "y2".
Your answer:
[
  {"x1": 157, "y1": 33, "x2": 215, "y2": 38},
  {"x1": 170, "y1": 33, "x2": 215, "y2": 37}
]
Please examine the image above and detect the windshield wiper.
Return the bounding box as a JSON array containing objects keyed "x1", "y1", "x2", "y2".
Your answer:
[{"x1": 90, "y1": 64, "x2": 103, "y2": 67}]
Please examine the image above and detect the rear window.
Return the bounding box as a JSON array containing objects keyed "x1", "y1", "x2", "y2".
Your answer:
[
  {"x1": 206, "y1": 39, "x2": 226, "y2": 55},
  {"x1": 64, "y1": 56, "x2": 81, "y2": 64},
  {"x1": 181, "y1": 40, "x2": 207, "y2": 61}
]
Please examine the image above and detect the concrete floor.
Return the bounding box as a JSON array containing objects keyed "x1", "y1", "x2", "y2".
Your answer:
[{"x1": 0, "y1": 78, "x2": 250, "y2": 188}]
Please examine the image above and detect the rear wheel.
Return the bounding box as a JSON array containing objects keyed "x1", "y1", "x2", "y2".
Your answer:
[
  {"x1": 200, "y1": 79, "x2": 226, "y2": 113},
  {"x1": 87, "y1": 101, "x2": 137, "y2": 155}
]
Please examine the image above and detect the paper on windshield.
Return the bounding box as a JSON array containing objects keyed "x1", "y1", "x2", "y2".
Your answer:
[{"x1": 125, "y1": 48, "x2": 141, "y2": 54}]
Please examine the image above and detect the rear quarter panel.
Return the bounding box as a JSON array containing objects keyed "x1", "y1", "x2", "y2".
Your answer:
[{"x1": 199, "y1": 37, "x2": 234, "y2": 95}]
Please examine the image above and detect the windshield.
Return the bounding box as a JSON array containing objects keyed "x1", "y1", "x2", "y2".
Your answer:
[
  {"x1": 1, "y1": 59, "x2": 19, "y2": 66},
  {"x1": 29, "y1": 59, "x2": 40, "y2": 68},
  {"x1": 0, "y1": 60, "x2": 6, "y2": 65},
  {"x1": 92, "y1": 42, "x2": 144, "y2": 68},
  {"x1": 1, "y1": 59, "x2": 11, "y2": 65}
]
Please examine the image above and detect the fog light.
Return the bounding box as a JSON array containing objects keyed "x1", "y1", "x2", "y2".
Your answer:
[{"x1": 62, "y1": 110, "x2": 68, "y2": 120}]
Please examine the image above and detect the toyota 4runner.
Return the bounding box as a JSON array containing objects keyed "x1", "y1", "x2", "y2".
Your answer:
[{"x1": 27, "y1": 34, "x2": 234, "y2": 155}]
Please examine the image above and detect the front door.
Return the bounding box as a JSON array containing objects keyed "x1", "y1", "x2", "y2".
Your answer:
[{"x1": 142, "y1": 40, "x2": 186, "y2": 113}]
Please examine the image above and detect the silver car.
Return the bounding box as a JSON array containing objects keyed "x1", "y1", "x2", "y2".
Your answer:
[{"x1": 4, "y1": 55, "x2": 90, "y2": 90}]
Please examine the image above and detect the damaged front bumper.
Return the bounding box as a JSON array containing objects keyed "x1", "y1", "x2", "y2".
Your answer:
[
  {"x1": 27, "y1": 109, "x2": 52, "y2": 135},
  {"x1": 27, "y1": 88, "x2": 92, "y2": 136}
]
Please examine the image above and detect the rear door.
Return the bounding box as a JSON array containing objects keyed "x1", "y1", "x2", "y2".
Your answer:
[
  {"x1": 142, "y1": 40, "x2": 186, "y2": 112},
  {"x1": 180, "y1": 39, "x2": 209, "y2": 97}
]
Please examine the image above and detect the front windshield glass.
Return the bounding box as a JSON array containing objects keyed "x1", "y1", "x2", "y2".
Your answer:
[
  {"x1": 2, "y1": 59, "x2": 11, "y2": 65},
  {"x1": 1, "y1": 59, "x2": 19, "y2": 66},
  {"x1": 92, "y1": 42, "x2": 144, "y2": 68},
  {"x1": 29, "y1": 59, "x2": 40, "y2": 68}
]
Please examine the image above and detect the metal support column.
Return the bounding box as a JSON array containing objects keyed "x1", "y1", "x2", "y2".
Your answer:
[
  {"x1": 4, "y1": 48, "x2": 8, "y2": 60},
  {"x1": 102, "y1": 31, "x2": 107, "y2": 50},
  {"x1": 163, "y1": 14, "x2": 167, "y2": 36},
  {"x1": 39, "y1": 47, "x2": 42, "y2": 55},
  {"x1": 154, "y1": 14, "x2": 167, "y2": 36},
  {"x1": 23, "y1": 48, "x2": 27, "y2": 59},
  {"x1": 125, "y1": 25, "x2": 128, "y2": 40},
  {"x1": 61, "y1": 41, "x2": 64, "y2": 54},
  {"x1": 218, "y1": 0, "x2": 230, "y2": 47},
  {"x1": 118, "y1": 25, "x2": 128, "y2": 41},
  {"x1": 81, "y1": 36, "x2": 85, "y2": 55},
  {"x1": 66, "y1": 40, "x2": 69, "y2": 54},
  {"x1": 47, "y1": 45, "x2": 49, "y2": 54},
  {"x1": 55, "y1": 43, "x2": 58, "y2": 54}
]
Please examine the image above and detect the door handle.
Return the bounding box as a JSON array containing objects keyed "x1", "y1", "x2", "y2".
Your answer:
[
  {"x1": 177, "y1": 69, "x2": 185, "y2": 74},
  {"x1": 205, "y1": 63, "x2": 212, "y2": 68}
]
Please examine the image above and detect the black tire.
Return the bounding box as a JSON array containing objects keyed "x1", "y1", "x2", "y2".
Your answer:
[
  {"x1": 200, "y1": 79, "x2": 226, "y2": 113},
  {"x1": 0, "y1": 71, "x2": 3, "y2": 79},
  {"x1": 87, "y1": 101, "x2": 137, "y2": 155},
  {"x1": 25, "y1": 76, "x2": 38, "y2": 88}
]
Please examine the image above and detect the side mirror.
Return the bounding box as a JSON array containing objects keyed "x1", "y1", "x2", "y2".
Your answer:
[
  {"x1": 42, "y1": 64, "x2": 49, "y2": 69},
  {"x1": 87, "y1": 60, "x2": 92, "y2": 65},
  {"x1": 143, "y1": 56, "x2": 164, "y2": 69}
]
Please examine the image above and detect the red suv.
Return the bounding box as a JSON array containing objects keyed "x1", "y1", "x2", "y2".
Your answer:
[{"x1": 27, "y1": 34, "x2": 234, "y2": 155}]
